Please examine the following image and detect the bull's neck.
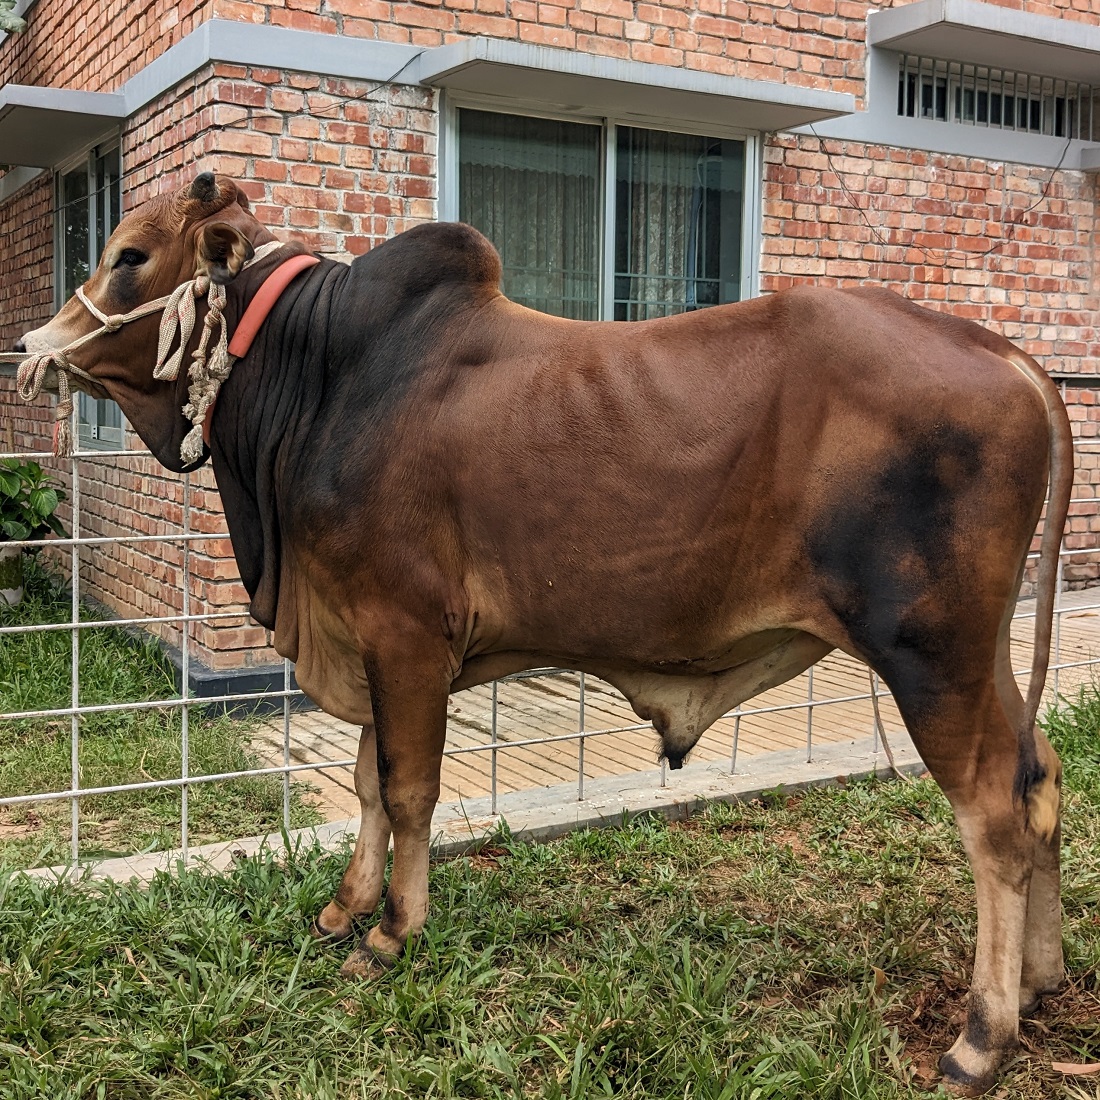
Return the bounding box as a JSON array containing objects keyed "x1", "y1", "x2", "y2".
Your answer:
[{"x1": 207, "y1": 253, "x2": 347, "y2": 628}]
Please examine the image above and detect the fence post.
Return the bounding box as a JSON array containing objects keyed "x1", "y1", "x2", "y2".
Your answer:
[
  {"x1": 180, "y1": 472, "x2": 191, "y2": 862},
  {"x1": 69, "y1": 424, "x2": 81, "y2": 863}
]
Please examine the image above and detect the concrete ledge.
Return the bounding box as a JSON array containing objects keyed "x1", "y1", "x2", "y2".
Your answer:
[
  {"x1": 0, "y1": 165, "x2": 44, "y2": 204},
  {"x1": 868, "y1": 0, "x2": 1100, "y2": 84},
  {"x1": 416, "y1": 36, "x2": 854, "y2": 132},
  {"x1": 20, "y1": 732, "x2": 923, "y2": 886},
  {"x1": 0, "y1": 86, "x2": 126, "y2": 170}
]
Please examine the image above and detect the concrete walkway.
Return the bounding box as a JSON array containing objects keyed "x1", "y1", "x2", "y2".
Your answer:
[{"x1": 33, "y1": 732, "x2": 926, "y2": 885}]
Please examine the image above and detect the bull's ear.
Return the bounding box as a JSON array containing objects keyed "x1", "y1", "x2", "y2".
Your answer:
[{"x1": 197, "y1": 221, "x2": 255, "y2": 285}]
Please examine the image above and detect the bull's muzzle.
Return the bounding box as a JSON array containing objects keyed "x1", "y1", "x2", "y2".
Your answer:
[{"x1": 12, "y1": 331, "x2": 62, "y2": 394}]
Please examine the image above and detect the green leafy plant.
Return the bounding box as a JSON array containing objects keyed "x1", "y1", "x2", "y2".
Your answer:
[{"x1": 0, "y1": 460, "x2": 66, "y2": 542}]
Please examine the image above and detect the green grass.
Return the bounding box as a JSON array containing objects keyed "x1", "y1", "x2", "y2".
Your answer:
[
  {"x1": 0, "y1": 691, "x2": 1098, "y2": 1098},
  {"x1": 0, "y1": 558, "x2": 321, "y2": 867}
]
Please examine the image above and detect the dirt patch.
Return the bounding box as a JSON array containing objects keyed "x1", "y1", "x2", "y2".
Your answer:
[
  {"x1": 886, "y1": 972, "x2": 1100, "y2": 1096},
  {"x1": 466, "y1": 845, "x2": 509, "y2": 872},
  {"x1": 696, "y1": 859, "x2": 770, "y2": 917},
  {"x1": 885, "y1": 973, "x2": 969, "y2": 1087},
  {"x1": 0, "y1": 810, "x2": 43, "y2": 839}
]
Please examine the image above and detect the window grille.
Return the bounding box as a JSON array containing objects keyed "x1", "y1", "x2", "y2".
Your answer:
[{"x1": 897, "y1": 55, "x2": 1097, "y2": 141}]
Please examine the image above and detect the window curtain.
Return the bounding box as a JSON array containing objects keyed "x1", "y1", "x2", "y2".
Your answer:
[
  {"x1": 614, "y1": 128, "x2": 744, "y2": 321},
  {"x1": 459, "y1": 110, "x2": 600, "y2": 320}
]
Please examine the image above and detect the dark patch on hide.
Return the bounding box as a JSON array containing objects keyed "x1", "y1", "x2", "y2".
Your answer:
[
  {"x1": 381, "y1": 891, "x2": 405, "y2": 939},
  {"x1": 805, "y1": 423, "x2": 983, "y2": 720}
]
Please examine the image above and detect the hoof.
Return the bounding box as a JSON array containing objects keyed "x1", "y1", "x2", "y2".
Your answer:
[
  {"x1": 365, "y1": 923, "x2": 406, "y2": 962},
  {"x1": 938, "y1": 1052, "x2": 1001, "y2": 1097},
  {"x1": 311, "y1": 901, "x2": 357, "y2": 943},
  {"x1": 1019, "y1": 981, "x2": 1060, "y2": 1018},
  {"x1": 339, "y1": 940, "x2": 400, "y2": 980},
  {"x1": 310, "y1": 917, "x2": 351, "y2": 943}
]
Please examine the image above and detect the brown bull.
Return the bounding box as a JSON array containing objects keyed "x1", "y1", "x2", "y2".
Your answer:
[{"x1": 14, "y1": 172, "x2": 1073, "y2": 1095}]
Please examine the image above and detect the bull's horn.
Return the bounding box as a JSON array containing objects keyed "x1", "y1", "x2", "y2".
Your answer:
[{"x1": 190, "y1": 172, "x2": 218, "y2": 203}]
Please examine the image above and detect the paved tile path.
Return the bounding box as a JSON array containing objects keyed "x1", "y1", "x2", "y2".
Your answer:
[{"x1": 253, "y1": 588, "x2": 1100, "y2": 822}]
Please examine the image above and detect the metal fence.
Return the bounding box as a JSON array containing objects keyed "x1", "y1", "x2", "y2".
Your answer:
[{"x1": 2, "y1": 429, "x2": 1099, "y2": 869}]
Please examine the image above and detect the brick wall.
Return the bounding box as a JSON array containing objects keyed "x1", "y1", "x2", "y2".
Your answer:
[
  {"x1": 4, "y1": 0, "x2": 1096, "y2": 104},
  {"x1": 210, "y1": 0, "x2": 1099, "y2": 105},
  {"x1": 200, "y1": 68, "x2": 437, "y2": 259},
  {"x1": 0, "y1": 0, "x2": 209, "y2": 91},
  {"x1": 761, "y1": 135, "x2": 1100, "y2": 371},
  {"x1": 221, "y1": 0, "x2": 867, "y2": 97},
  {"x1": 1062, "y1": 388, "x2": 1100, "y2": 588},
  {"x1": 0, "y1": 175, "x2": 52, "y2": 358}
]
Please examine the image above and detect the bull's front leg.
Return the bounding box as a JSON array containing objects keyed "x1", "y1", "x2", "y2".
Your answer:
[
  {"x1": 313, "y1": 716, "x2": 391, "y2": 942},
  {"x1": 340, "y1": 638, "x2": 450, "y2": 977}
]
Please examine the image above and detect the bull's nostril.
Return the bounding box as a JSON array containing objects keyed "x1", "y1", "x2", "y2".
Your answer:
[{"x1": 14, "y1": 338, "x2": 26, "y2": 354}]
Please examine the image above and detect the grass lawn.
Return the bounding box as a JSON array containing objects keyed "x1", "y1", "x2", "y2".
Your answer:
[
  {"x1": 1, "y1": 692, "x2": 1098, "y2": 1097},
  {"x1": 0, "y1": 558, "x2": 321, "y2": 868}
]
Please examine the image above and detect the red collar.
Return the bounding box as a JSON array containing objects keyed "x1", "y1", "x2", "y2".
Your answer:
[{"x1": 203, "y1": 251, "x2": 321, "y2": 447}]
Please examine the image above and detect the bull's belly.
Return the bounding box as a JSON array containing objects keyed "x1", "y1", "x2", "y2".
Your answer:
[
  {"x1": 287, "y1": 594, "x2": 833, "y2": 762},
  {"x1": 453, "y1": 629, "x2": 833, "y2": 767},
  {"x1": 280, "y1": 559, "x2": 835, "y2": 759}
]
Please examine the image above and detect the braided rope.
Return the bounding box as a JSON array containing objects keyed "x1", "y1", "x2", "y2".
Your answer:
[{"x1": 14, "y1": 240, "x2": 283, "y2": 462}]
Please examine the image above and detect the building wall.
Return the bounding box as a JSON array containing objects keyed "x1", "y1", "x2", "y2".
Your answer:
[
  {"x1": 196, "y1": 67, "x2": 437, "y2": 256},
  {"x1": 0, "y1": 175, "x2": 52, "y2": 371},
  {"x1": 2, "y1": 0, "x2": 1099, "y2": 681},
  {"x1": 761, "y1": 135, "x2": 1100, "y2": 368},
  {"x1": 3, "y1": 0, "x2": 1097, "y2": 101},
  {"x1": 0, "y1": 0, "x2": 210, "y2": 89}
]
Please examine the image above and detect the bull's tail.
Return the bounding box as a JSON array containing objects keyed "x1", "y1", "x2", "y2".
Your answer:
[{"x1": 1003, "y1": 349, "x2": 1074, "y2": 832}]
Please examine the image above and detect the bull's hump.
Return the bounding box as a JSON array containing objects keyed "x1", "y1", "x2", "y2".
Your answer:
[{"x1": 352, "y1": 221, "x2": 502, "y2": 302}]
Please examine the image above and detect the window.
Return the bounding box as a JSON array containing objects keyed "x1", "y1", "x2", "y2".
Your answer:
[
  {"x1": 897, "y1": 56, "x2": 1098, "y2": 141},
  {"x1": 56, "y1": 143, "x2": 124, "y2": 450},
  {"x1": 456, "y1": 108, "x2": 747, "y2": 322}
]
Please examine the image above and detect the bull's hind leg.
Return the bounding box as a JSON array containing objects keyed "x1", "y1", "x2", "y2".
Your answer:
[
  {"x1": 313, "y1": 718, "x2": 392, "y2": 942},
  {"x1": 1020, "y1": 800, "x2": 1062, "y2": 1016},
  {"x1": 895, "y1": 679, "x2": 1043, "y2": 1096},
  {"x1": 992, "y1": 624, "x2": 1064, "y2": 1016},
  {"x1": 1017, "y1": 733, "x2": 1063, "y2": 1015},
  {"x1": 341, "y1": 641, "x2": 449, "y2": 977}
]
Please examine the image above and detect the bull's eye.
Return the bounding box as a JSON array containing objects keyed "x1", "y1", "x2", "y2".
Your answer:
[{"x1": 115, "y1": 249, "x2": 147, "y2": 268}]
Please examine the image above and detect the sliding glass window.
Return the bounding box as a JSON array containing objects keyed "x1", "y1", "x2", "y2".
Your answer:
[
  {"x1": 459, "y1": 111, "x2": 602, "y2": 319},
  {"x1": 457, "y1": 108, "x2": 747, "y2": 321},
  {"x1": 56, "y1": 143, "x2": 123, "y2": 450}
]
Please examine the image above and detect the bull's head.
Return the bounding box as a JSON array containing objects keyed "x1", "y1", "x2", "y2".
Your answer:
[{"x1": 15, "y1": 172, "x2": 279, "y2": 472}]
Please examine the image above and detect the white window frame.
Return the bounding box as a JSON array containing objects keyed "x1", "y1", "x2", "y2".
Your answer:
[
  {"x1": 55, "y1": 139, "x2": 125, "y2": 452},
  {"x1": 439, "y1": 92, "x2": 764, "y2": 312}
]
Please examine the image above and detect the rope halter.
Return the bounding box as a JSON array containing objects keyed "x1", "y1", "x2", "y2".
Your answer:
[{"x1": 16, "y1": 240, "x2": 284, "y2": 463}]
